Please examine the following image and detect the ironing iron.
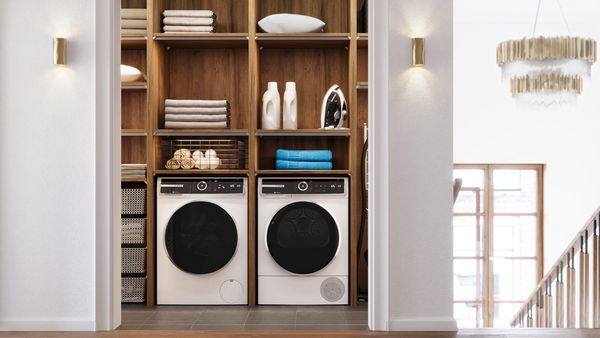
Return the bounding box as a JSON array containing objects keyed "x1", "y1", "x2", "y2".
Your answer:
[{"x1": 320, "y1": 85, "x2": 348, "y2": 129}]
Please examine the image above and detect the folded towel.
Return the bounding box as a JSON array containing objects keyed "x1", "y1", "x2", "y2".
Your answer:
[
  {"x1": 276, "y1": 160, "x2": 333, "y2": 170},
  {"x1": 121, "y1": 8, "x2": 147, "y2": 19},
  {"x1": 276, "y1": 149, "x2": 333, "y2": 162},
  {"x1": 165, "y1": 114, "x2": 229, "y2": 122},
  {"x1": 165, "y1": 99, "x2": 229, "y2": 108},
  {"x1": 163, "y1": 17, "x2": 215, "y2": 26},
  {"x1": 163, "y1": 25, "x2": 215, "y2": 33},
  {"x1": 163, "y1": 10, "x2": 215, "y2": 18},
  {"x1": 165, "y1": 121, "x2": 229, "y2": 129},
  {"x1": 121, "y1": 29, "x2": 147, "y2": 34},
  {"x1": 165, "y1": 107, "x2": 229, "y2": 115},
  {"x1": 121, "y1": 19, "x2": 147, "y2": 29}
]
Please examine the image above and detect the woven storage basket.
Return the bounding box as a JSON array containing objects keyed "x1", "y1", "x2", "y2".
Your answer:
[
  {"x1": 122, "y1": 247, "x2": 146, "y2": 274},
  {"x1": 121, "y1": 188, "x2": 146, "y2": 215},
  {"x1": 121, "y1": 218, "x2": 146, "y2": 245},
  {"x1": 122, "y1": 277, "x2": 146, "y2": 303}
]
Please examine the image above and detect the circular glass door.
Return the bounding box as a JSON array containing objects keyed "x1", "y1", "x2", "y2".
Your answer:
[
  {"x1": 267, "y1": 202, "x2": 340, "y2": 274},
  {"x1": 165, "y1": 201, "x2": 238, "y2": 274}
]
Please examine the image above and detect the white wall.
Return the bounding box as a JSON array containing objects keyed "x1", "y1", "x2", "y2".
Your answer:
[
  {"x1": 454, "y1": 0, "x2": 600, "y2": 269},
  {"x1": 370, "y1": 0, "x2": 456, "y2": 331},
  {"x1": 0, "y1": 0, "x2": 118, "y2": 331}
]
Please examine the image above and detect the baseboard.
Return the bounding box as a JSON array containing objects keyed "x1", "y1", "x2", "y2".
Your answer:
[
  {"x1": 388, "y1": 317, "x2": 457, "y2": 332},
  {"x1": 0, "y1": 320, "x2": 95, "y2": 331}
]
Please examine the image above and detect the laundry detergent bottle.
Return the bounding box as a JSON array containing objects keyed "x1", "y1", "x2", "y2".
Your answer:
[
  {"x1": 283, "y1": 82, "x2": 298, "y2": 129},
  {"x1": 262, "y1": 82, "x2": 281, "y2": 130}
]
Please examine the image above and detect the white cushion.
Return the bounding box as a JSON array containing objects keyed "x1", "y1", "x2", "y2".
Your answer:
[
  {"x1": 120, "y1": 64, "x2": 143, "y2": 83},
  {"x1": 258, "y1": 13, "x2": 326, "y2": 33}
]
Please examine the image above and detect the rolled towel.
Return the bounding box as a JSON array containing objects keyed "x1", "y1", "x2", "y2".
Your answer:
[
  {"x1": 163, "y1": 25, "x2": 215, "y2": 33},
  {"x1": 163, "y1": 17, "x2": 215, "y2": 26},
  {"x1": 165, "y1": 99, "x2": 229, "y2": 108},
  {"x1": 121, "y1": 8, "x2": 147, "y2": 19},
  {"x1": 165, "y1": 114, "x2": 229, "y2": 122},
  {"x1": 165, "y1": 121, "x2": 229, "y2": 129},
  {"x1": 163, "y1": 10, "x2": 215, "y2": 18},
  {"x1": 276, "y1": 149, "x2": 333, "y2": 162},
  {"x1": 165, "y1": 107, "x2": 229, "y2": 114},
  {"x1": 121, "y1": 19, "x2": 147, "y2": 29},
  {"x1": 121, "y1": 29, "x2": 147, "y2": 34},
  {"x1": 276, "y1": 160, "x2": 333, "y2": 170}
]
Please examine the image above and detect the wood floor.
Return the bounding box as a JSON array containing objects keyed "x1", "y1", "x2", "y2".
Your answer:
[{"x1": 2, "y1": 329, "x2": 600, "y2": 338}]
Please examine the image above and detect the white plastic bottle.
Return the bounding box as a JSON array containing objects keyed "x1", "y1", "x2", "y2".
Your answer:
[
  {"x1": 283, "y1": 82, "x2": 298, "y2": 129},
  {"x1": 262, "y1": 82, "x2": 281, "y2": 130}
]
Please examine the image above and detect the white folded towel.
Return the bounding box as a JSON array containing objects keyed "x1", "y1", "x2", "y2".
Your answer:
[
  {"x1": 165, "y1": 121, "x2": 228, "y2": 129},
  {"x1": 163, "y1": 25, "x2": 215, "y2": 33},
  {"x1": 163, "y1": 17, "x2": 215, "y2": 26},
  {"x1": 121, "y1": 8, "x2": 147, "y2": 19},
  {"x1": 163, "y1": 10, "x2": 214, "y2": 18},
  {"x1": 121, "y1": 29, "x2": 147, "y2": 34},
  {"x1": 165, "y1": 114, "x2": 229, "y2": 122},
  {"x1": 165, "y1": 107, "x2": 229, "y2": 114},
  {"x1": 165, "y1": 99, "x2": 229, "y2": 108},
  {"x1": 122, "y1": 19, "x2": 147, "y2": 29}
]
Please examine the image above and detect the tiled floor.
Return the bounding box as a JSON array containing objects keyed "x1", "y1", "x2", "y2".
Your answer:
[{"x1": 119, "y1": 304, "x2": 369, "y2": 331}]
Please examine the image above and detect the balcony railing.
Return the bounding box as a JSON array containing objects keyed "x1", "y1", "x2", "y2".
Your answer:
[{"x1": 511, "y1": 206, "x2": 600, "y2": 328}]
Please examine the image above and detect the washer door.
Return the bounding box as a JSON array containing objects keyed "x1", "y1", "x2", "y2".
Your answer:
[
  {"x1": 165, "y1": 201, "x2": 238, "y2": 274},
  {"x1": 267, "y1": 201, "x2": 340, "y2": 274}
]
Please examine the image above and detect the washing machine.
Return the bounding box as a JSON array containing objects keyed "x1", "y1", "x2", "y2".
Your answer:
[
  {"x1": 156, "y1": 177, "x2": 247, "y2": 305},
  {"x1": 257, "y1": 177, "x2": 349, "y2": 305}
]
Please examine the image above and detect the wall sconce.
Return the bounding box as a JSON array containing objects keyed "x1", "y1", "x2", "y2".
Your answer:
[
  {"x1": 411, "y1": 38, "x2": 425, "y2": 67},
  {"x1": 54, "y1": 38, "x2": 67, "y2": 66}
]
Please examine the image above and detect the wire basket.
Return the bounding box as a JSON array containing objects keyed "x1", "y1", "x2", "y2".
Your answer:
[
  {"x1": 122, "y1": 248, "x2": 146, "y2": 274},
  {"x1": 121, "y1": 188, "x2": 146, "y2": 215},
  {"x1": 162, "y1": 138, "x2": 247, "y2": 170},
  {"x1": 121, "y1": 218, "x2": 146, "y2": 245},
  {"x1": 122, "y1": 277, "x2": 146, "y2": 303}
]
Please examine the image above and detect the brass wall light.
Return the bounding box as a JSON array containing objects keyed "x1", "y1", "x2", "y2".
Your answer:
[
  {"x1": 53, "y1": 38, "x2": 67, "y2": 66},
  {"x1": 412, "y1": 38, "x2": 425, "y2": 67}
]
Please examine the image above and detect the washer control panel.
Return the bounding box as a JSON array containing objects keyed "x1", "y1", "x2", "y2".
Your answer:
[
  {"x1": 160, "y1": 179, "x2": 244, "y2": 194},
  {"x1": 261, "y1": 179, "x2": 345, "y2": 194}
]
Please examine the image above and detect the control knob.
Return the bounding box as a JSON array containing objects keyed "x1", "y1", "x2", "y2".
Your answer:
[
  {"x1": 297, "y1": 181, "x2": 309, "y2": 192},
  {"x1": 197, "y1": 181, "x2": 208, "y2": 191}
]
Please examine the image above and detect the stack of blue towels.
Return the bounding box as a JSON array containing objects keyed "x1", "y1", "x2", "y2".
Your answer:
[{"x1": 275, "y1": 149, "x2": 333, "y2": 170}]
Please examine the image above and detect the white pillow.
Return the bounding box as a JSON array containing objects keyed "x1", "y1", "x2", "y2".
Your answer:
[
  {"x1": 120, "y1": 64, "x2": 143, "y2": 83},
  {"x1": 258, "y1": 13, "x2": 326, "y2": 33}
]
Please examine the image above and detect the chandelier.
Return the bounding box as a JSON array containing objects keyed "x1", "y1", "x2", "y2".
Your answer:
[{"x1": 496, "y1": 0, "x2": 597, "y2": 106}]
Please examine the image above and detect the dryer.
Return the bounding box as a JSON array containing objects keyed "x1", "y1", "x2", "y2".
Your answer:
[
  {"x1": 156, "y1": 177, "x2": 247, "y2": 305},
  {"x1": 257, "y1": 177, "x2": 348, "y2": 305}
]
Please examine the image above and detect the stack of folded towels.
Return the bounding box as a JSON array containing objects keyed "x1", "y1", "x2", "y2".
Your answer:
[
  {"x1": 275, "y1": 149, "x2": 333, "y2": 170},
  {"x1": 165, "y1": 99, "x2": 230, "y2": 129},
  {"x1": 121, "y1": 164, "x2": 147, "y2": 179},
  {"x1": 162, "y1": 10, "x2": 217, "y2": 33},
  {"x1": 121, "y1": 8, "x2": 147, "y2": 35}
]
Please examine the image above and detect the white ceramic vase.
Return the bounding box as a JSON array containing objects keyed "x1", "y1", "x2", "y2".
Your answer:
[
  {"x1": 262, "y1": 82, "x2": 281, "y2": 130},
  {"x1": 283, "y1": 82, "x2": 298, "y2": 129}
]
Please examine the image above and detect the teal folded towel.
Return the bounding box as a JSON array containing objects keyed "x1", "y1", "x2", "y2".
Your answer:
[
  {"x1": 276, "y1": 160, "x2": 333, "y2": 170},
  {"x1": 276, "y1": 149, "x2": 333, "y2": 162}
]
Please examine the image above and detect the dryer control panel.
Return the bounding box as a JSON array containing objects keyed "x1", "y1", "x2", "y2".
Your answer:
[
  {"x1": 160, "y1": 179, "x2": 244, "y2": 194},
  {"x1": 261, "y1": 179, "x2": 345, "y2": 194}
]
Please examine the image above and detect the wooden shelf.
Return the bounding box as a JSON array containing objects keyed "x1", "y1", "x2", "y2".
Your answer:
[
  {"x1": 154, "y1": 129, "x2": 249, "y2": 137},
  {"x1": 121, "y1": 35, "x2": 147, "y2": 48},
  {"x1": 357, "y1": 33, "x2": 369, "y2": 48},
  {"x1": 256, "y1": 170, "x2": 351, "y2": 175},
  {"x1": 122, "y1": 82, "x2": 147, "y2": 91},
  {"x1": 153, "y1": 33, "x2": 249, "y2": 47},
  {"x1": 122, "y1": 129, "x2": 147, "y2": 137},
  {"x1": 256, "y1": 129, "x2": 351, "y2": 137},
  {"x1": 121, "y1": 177, "x2": 147, "y2": 183},
  {"x1": 256, "y1": 33, "x2": 351, "y2": 48},
  {"x1": 154, "y1": 169, "x2": 249, "y2": 176},
  {"x1": 357, "y1": 82, "x2": 369, "y2": 91}
]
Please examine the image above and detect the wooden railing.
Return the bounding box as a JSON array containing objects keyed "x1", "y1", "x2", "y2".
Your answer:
[{"x1": 511, "y1": 207, "x2": 600, "y2": 328}]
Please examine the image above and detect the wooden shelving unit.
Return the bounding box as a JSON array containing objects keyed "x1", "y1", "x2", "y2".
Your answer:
[{"x1": 121, "y1": 0, "x2": 368, "y2": 307}]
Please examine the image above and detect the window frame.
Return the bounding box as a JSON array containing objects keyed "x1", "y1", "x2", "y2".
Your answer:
[{"x1": 454, "y1": 164, "x2": 544, "y2": 327}]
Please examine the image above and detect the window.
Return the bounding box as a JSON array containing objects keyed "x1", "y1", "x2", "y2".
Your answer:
[{"x1": 453, "y1": 164, "x2": 543, "y2": 328}]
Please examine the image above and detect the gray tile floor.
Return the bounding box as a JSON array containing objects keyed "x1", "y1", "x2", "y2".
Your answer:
[{"x1": 119, "y1": 304, "x2": 368, "y2": 331}]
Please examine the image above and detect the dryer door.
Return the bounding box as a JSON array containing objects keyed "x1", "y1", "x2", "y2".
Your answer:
[
  {"x1": 165, "y1": 201, "x2": 238, "y2": 274},
  {"x1": 266, "y1": 201, "x2": 340, "y2": 274}
]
